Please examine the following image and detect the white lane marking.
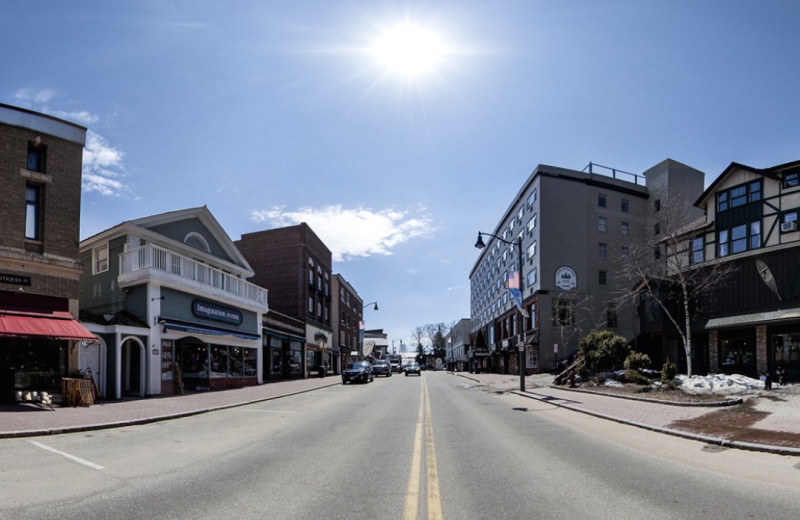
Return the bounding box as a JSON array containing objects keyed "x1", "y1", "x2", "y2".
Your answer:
[
  {"x1": 28, "y1": 440, "x2": 105, "y2": 470},
  {"x1": 237, "y1": 409, "x2": 298, "y2": 414}
]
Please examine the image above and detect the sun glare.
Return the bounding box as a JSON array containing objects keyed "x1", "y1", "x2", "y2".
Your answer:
[{"x1": 372, "y1": 23, "x2": 448, "y2": 77}]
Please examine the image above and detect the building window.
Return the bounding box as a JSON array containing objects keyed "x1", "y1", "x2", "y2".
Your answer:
[
  {"x1": 654, "y1": 222, "x2": 660, "y2": 235},
  {"x1": 527, "y1": 188, "x2": 537, "y2": 207},
  {"x1": 25, "y1": 184, "x2": 41, "y2": 240},
  {"x1": 621, "y1": 199, "x2": 629, "y2": 213},
  {"x1": 599, "y1": 243, "x2": 607, "y2": 259},
  {"x1": 308, "y1": 297, "x2": 314, "y2": 313},
  {"x1": 785, "y1": 172, "x2": 800, "y2": 188},
  {"x1": 717, "y1": 181, "x2": 762, "y2": 213},
  {"x1": 308, "y1": 267, "x2": 314, "y2": 286},
  {"x1": 27, "y1": 141, "x2": 46, "y2": 173},
  {"x1": 620, "y1": 221, "x2": 629, "y2": 236},
  {"x1": 527, "y1": 267, "x2": 537, "y2": 287},
  {"x1": 93, "y1": 243, "x2": 109, "y2": 274},
  {"x1": 527, "y1": 213, "x2": 537, "y2": 233},
  {"x1": 598, "y1": 194, "x2": 606, "y2": 208},
  {"x1": 655, "y1": 199, "x2": 661, "y2": 212},
  {"x1": 781, "y1": 210, "x2": 798, "y2": 231},
  {"x1": 606, "y1": 303, "x2": 618, "y2": 328},
  {"x1": 720, "y1": 221, "x2": 761, "y2": 256},
  {"x1": 527, "y1": 241, "x2": 537, "y2": 259},
  {"x1": 598, "y1": 217, "x2": 607, "y2": 232},
  {"x1": 691, "y1": 236, "x2": 704, "y2": 264},
  {"x1": 552, "y1": 300, "x2": 575, "y2": 326},
  {"x1": 598, "y1": 270, "x2": 607, "y2": 285}
]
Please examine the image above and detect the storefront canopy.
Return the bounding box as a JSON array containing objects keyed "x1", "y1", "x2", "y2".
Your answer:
[
  {"x1": 0, "y1": 309, "x2": 97, "y2": 341},
  {"x1": 162, "y1": 320, "x2": 260, "y2": 341}
]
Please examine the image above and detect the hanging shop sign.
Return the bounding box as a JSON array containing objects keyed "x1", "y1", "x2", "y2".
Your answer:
[{"x1": 192, "y1": 300, "x2": 243, "y2": 325}]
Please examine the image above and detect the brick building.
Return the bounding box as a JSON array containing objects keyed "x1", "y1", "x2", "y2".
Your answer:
[
  {"x1": 0, "y1": 103, "x2": 95, "y2": 400},
  {"x1": 236, "y1": 223, "x2": 335, "y2": 377}
]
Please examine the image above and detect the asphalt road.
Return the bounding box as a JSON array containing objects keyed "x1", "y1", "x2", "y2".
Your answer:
[{"x1": 1, "y1": 372, "x2": 799, "y2": 519}]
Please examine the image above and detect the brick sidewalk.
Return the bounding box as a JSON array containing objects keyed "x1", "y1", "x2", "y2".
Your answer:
[{"x1": 0, "y1": 377, "x2": 340, "y2": 438}]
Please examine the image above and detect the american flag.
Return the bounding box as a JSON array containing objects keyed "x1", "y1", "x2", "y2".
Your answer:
[
  {"x1": 359, "y1": 321, "x2": 365, "y2": 330},
  {"x1": 507, "y1": 271, "x2": 520, "y2": 290}
]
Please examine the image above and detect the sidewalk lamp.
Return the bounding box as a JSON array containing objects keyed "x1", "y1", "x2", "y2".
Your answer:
[
  {"x1": 363, "y1": 301, "x2": 378, "y2": 311},
  {"x1": 475, "y1": 231, "x2": 526, "y2": 392}
]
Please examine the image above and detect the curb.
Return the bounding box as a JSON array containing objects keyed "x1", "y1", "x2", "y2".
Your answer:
[{"x1": 549, "y1": 384, "x2": 743, "y2": 407}]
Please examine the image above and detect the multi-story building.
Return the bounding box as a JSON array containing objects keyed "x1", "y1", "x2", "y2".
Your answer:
[
  {"x1": 79, "y1": 207, "x2": 267, "y2": 398},
  {"x1": 236, "y1": 224, "x2": 334, "y2": 377},
  {"x1": 363, "y1": 328, "x2": 388, "y2": 360},
  {"x1": 0, "y1": 104, "x2": 95, "y2": 400},
  {"x1": 445, "y1": 318, "x2": 470, "y2": 371},
  {"x1": 469, "y1": 160, "x2": 704, "y2": 374},
  {"x1": 331, "y1": 273, "x2": 363, "y2": 370},
  {"x1": 649, "y1": 159, "x2": 800, "y2": 382}
]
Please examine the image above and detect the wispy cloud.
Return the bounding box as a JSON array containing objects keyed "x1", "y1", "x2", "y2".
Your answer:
[
  {"x1": 251, "y1": 205, "x2": 434, "y2": 261},
  {"x1": 82, "y1": 131, "x2": 128, "y2": 196},
  {"x1": 13, "y1": 88, "x2": 129, "y2": 197}
]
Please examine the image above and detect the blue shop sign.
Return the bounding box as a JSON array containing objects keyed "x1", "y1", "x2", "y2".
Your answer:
[{"x1": 192, "y1": 300, "x2": 243, "y2": 325}]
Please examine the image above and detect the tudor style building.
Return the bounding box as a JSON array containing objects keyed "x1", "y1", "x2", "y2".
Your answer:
[
  {"x1": 653, "y1": 160, "x2": 800, "y2": 382},
  {"x1": 0, "y1": 104, "x2": 96, "y2": 401},
  {"x1": 79, "y1": 207, "x2": 267, "y2": 398}
]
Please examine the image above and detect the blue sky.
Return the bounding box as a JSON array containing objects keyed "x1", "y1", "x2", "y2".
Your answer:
[{"x1": 3, "y1": 1, "x2": 799, "y2": 349}]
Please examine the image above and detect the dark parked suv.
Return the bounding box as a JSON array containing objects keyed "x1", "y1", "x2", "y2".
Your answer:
[
  {"x1": 342, "y1": 361, "x2": 373, "y2": 384},
  {"x1": 372, "y1": 360, "x2": 392, "y2": 377}
]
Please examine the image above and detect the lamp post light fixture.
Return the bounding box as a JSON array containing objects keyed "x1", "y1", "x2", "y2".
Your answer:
[
  {"x1": 475, "y1": 231, "x2": 526, "y2": 392},
  {"x1": 363, "y1": 301, "x2": 379, "y2": 311}
]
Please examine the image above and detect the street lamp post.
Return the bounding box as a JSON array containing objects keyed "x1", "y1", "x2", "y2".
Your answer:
[{"x1": 475, "y1": 231, "x2": 526, "y2": 392}]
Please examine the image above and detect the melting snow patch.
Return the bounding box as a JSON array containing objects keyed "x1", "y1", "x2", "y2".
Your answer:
[{"x1": 676, "y1": 373, "x2": 765, "y2": 395}]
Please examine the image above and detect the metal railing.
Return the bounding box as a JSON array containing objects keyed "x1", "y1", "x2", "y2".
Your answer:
[
  {"x1": 119, "y1": 244, "x2": 268, "y2": 306},
  {"x1": 582, "y1": 162, "x2": 645, "y2": 186}
]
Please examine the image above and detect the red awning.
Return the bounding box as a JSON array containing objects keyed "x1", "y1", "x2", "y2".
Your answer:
[{"x1": 0, "y1": 309, "x2": 97, "y2": 341}]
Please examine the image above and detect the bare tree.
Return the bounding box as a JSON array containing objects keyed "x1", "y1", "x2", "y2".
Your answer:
[{"x1": 615, "y1": 193, "x2": 736, "y2": 376}]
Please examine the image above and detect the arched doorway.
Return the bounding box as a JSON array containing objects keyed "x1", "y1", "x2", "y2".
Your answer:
[{"x1": 121, "y1": 336, "x2": 146, "y2": 397}]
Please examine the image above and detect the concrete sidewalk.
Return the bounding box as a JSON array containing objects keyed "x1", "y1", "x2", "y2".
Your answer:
[
  {"x1": 2, "y1": 372, "x2": 800, "y2": 457},
  {"x1": 456, "y1": 371, "x2": 800, "y2": 456}
]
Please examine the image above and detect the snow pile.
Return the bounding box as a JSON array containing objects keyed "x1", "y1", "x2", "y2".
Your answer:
[
  {"x1": 676, "y1": 373, "x2": 765, "y2": 395},
  {"x1": 603, "y1": 379, "x2": 624, "y2": 388}
]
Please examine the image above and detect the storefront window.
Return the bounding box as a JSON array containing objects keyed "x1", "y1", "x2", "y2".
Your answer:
[
  {"x1": 289, "y1": 342, "x2": 303, "y2": 375},
  {"x1": 720, "y1": 336, "x2": 756, "y2": 376},
  {"x1": 243, "y1": 348, "x2": 257, "y2": 376},
  {"x1": 209, "y1": 345, "x2": 228, "y2": 378},
  {"x1": 772, "y1": 334, "x2": 800, "y2": 365},
  {"x1": 180, "y1": 342, "x2": 207, "y2": 378},
  {"x1": 306, "y1": 349, "x2": 316, "y2": 373},
  {"x1": 228, "y1": 347, "x2": 243, "y2": 377}
]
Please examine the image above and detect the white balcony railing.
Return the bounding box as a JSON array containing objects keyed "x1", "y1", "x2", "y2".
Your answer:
[{"x1": 119, "y1": 244, "x2": 268, "y2": 307}]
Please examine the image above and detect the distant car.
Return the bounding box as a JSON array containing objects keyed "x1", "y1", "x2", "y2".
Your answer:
[
  {"x1": 372, "y1": 360, "x2": 392, "y2": 377},
  {"x1": 342, "y1": 361, "x2": 373, "y2": 384},
  {"x1": 390, "y1": 361, "x2": 402, "y2": 373},
  {"x1": 404, "y1": 363, "x2": 421, "y2": 376}
]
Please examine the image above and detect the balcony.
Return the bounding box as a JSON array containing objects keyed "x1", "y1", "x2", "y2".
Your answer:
[{"x1": 119, "y1": 244, "x2": 268, "y2": 308}]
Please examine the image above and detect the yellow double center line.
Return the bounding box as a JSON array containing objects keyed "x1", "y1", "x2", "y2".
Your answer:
[{"x1": 403, "y1": 376, "x2": 443, "y2": 520}]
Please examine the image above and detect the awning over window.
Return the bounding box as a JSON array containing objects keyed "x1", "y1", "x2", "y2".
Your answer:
[
  {"x1": 162, "y1": 320, "x2": 260, "y2": 341},
  {"x1": 0, "y1": 309, "x2": 97, "y2": 341}
]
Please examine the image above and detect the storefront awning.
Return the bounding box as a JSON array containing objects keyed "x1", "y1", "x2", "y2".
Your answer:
[
  {"x1": 162, "y1": 320, "x2": 260, "y2": 341},
  {"x1": 0, "y1": 309, "x2": 97, "y2": 341}
]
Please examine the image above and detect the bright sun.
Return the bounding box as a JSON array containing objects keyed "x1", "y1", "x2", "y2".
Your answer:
[{"x1": 372, "y1": 23, "x2": 448, "y2": 77}]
